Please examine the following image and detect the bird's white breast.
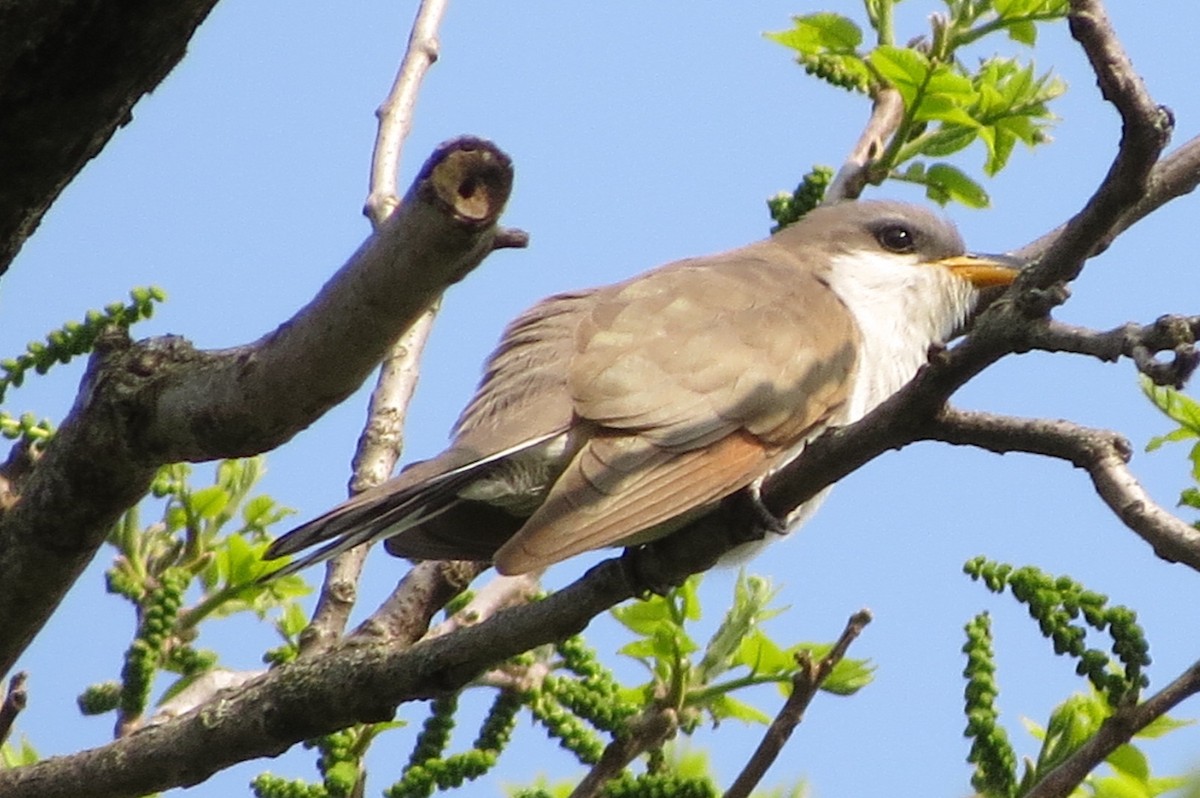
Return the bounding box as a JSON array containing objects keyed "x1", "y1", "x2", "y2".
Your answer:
[{"x1": 822, "y1": 250, "x2": 977, "y2": 423}]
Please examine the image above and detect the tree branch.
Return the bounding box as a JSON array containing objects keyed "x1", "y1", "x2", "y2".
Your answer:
[
  {"x1": 364, "y1": 0, "x2": 450, "y2": 227},
  {"x1": 1017, "y1": 134, "x2": 1200, "y2": 263},
  {"x1": 724, "y1": 610, "x2": 872, "y2": 798},
  {"x1": 924, "y1": 408, "x2": 1200, "y2": 571},
  {"x1": 569, "y1": 708, "x2": 678, "y2": 798},
  {"x1": 0, "y1": 671, "x2": 27, "y2": 746},
  {"x1": 824, "y1": 88, "x2": 906, "y2": 203},
  {"x1": 352, "y1": 560, "x2": 486, "y2": 645},
  {"x1": 0, "y1": 137, "x2": 516, "y2": 679},
  {"x1": 1023, "y1": 659, "x2": 1200, "y2": 798},
  {"x1": 304, "y1": 0, "x2": 455, "y2": 656},
  {"x1": 0, "y1": 523, "x2": 758, "y2": 798},
  {"x1": 0, "y1": 0, "x2": 222, "y2": 276},
  {"x1": 1020, "y1": 316, "x2": 1199, "y2": 388},
  {"x1": 1020, "y1": 0, "x2": 1172, "y2": 289}
]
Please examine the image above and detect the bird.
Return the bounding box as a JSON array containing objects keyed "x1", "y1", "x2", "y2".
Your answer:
[{"x1": 263, "y1": 200, "x2": 1019, "y2": 578}]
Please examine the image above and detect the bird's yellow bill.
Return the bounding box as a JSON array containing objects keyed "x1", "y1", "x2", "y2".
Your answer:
[{"x1": 934, "y1": 254, "x2": 1022, "y2": 288}]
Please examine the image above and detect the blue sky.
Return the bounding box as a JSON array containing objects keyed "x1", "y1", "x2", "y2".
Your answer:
[{"x1": 4, "y1": 2, "x2": 1200, "y2": 796}]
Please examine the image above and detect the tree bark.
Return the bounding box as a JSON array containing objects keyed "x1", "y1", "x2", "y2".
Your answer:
[{"x1": 0, "y1": 0, "x2": 226, "y2": 276}]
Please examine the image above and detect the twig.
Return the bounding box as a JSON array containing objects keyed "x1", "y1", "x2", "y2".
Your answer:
[
  {"x1": 1023, "y1": 658, "x2": 1200, "y2": 798},
  {"x1": 724, "y1": 610, "x2": 873, "y2": 798},
  {"x1": 1020, "y1": 316, "x2": 1200, "y2": 388},
  {"x1": 569, "y1": 707, "x2": 678, "y2": 798},
  {"x1": 364, "y1": 0, "x2": 450, "y2": 227},
  {"x1": 824, "y1": 88, "x2": 905, "y2": 203},
  {"x1": 0, "y1": 671, "x2": 27, "y2": 745},
  {"x1": 352, "y1": 560, "x2": 485, "y2": 644},
  {"x1": 420, "y1": 572, "x2": 542, "y2": 640},
  {"x1": 301, "y1": 307, "x2": 443, "y2": 655},
  {"x1": 302, "y1": 0, "x2": 453, "y2": 655},
  {"x1": 924, "y1": 408, "x2": 1200, "y2": 571}
]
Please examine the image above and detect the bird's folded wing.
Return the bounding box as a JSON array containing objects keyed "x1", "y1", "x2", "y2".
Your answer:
[
  {"x1": 568, "y1": 248, "x2": 860, "y2": 450},
  {"x1": 495, "y1": 247, "x2": 863, "y2": 574},
  {"x1": 493, "y1": 430, "x2": 771, "y2": 574}
]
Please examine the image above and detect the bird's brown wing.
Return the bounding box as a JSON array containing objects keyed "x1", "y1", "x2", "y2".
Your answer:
[{"x1": 494, "y1": 244, "x2": 861, "y2": 574}]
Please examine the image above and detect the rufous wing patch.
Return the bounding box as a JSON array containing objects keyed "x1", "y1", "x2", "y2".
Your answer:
[{"x1": 493, "y1": 430, "x2": 772, "y2": 574}]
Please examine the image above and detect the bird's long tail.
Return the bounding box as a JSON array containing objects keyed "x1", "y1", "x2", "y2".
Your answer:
[{"x1": 260, "y1": 432, "x2": 563, "y2": 580}]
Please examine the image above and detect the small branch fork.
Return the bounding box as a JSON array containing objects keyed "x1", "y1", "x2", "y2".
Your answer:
[
  {"x1": 824, "y1": 88, "x2": 905, "y2": 203},
  {"x1": 724, "y1": 611, "x2": 873, "y2": 798}
]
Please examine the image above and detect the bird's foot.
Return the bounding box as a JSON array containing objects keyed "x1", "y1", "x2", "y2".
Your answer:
[
  {"x1": 730, "y1": 484, "x2": 787, "y2": 539},
  {"x1": 620, "y1": 546, "x2": 683, "y2": 598}
]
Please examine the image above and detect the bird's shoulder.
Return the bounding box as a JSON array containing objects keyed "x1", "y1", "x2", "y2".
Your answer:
[{"x1": 569, "y1": 242, "x2": 861, "y2": 448}]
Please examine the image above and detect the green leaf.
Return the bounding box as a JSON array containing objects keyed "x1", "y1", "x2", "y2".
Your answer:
[
  {"x1": 918, "y1": 126, "x2": 979, "y2": 157},
  {"x1": 1145, "y1": 427, "x2": 1196, "y2": 453},
  {"x1": 820, "y1": 656, "x2": 876, "y2": 696},
  {"x1": 1007, "y1": 20, "x2": 1037, "y2": 45},
  {"x1": 1037, "y1": 692, "x2": 1112, "y2": 773},
  {"x1": 1142, "y1": 380, "x2": 1200, "y2": 435},
  {"x1": 925, "y1": 163, "x2": 990, "y2": 208},
  {"x1": 1021, "y1": 716, "x2": 1048, "y2": 741},
  {"x1": 617, "y1": 639, "x2": 660, "y2": 662},
  {"x1": 981, "y1": 124, "x2": 1019, "y2": 175},
  {"x1": 914, "y1": 96, "x2": 980, "y2": 127},
  {"x1": 766, "y1": 13, "x2": 863, "y2": 56},
  {"x1": 612, "y1": 596, "x2": 673, "y2": 636},
  {"x1": 276, "y1": 602, "x2": 311, "y2": 639},
  {"x1": 242, "y1": 495, "x2": 278, "y2": 526},
  {"x1": 677, "y1": 575, "x2": 702, "y2": 622},
  {"x1": 1135, "y1": 712, "x2": 1195, "y2": 739},
  {"x1": 1106, "y1": 743, "x2": 1150, "y2": 782},
  {"x1": 868, "y1": 46, "x2": 931, "y2": 106},
  {"x1": 698, "y1": 573, "x2": 780, "y2": 681},
  {"x1": 0, "y1": 736, "x2": 39, "y2": 767},
  {"x1": 706, "y1": 693, "x2": 772, "y2": 725},
  {"x1": 1090, "y1": 771, "x2": 1154, "y2": 798},
  {"x1": 736, "y1": 630, "x2": 794, "y2": 676},
  {"x1": 189, "y1": 486, "x2": 230, "y2": 521}
]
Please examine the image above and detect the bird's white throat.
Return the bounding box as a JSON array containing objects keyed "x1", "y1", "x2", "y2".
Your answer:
[{"x1": 823, "y1": 249, "x2": 978, "y2": 423}]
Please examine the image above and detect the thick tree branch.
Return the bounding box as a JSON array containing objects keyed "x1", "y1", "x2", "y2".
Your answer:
[
  {"x1": 725, "y1": 610, "x2": 872, "y2": 798},
  {"x1": 925, "y1": 408, "x2": 1200, "y2": 571},
  {"x1": 0, "y1": 0, "x2": 221, "y2": 276},
  {"x1": 1023, "y1": 659, "x2": 1200, "y2": 798},
  {"x1": 0, "y1": 524, "x2": 756, "y2": 798},
  {"x1": 0, "y1": 137, "x2": 516, "y2": 679}
]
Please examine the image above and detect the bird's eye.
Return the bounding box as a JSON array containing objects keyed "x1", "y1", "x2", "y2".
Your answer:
[{"x1": 875, "y1": 224, "x2": 916, "y2": 254}]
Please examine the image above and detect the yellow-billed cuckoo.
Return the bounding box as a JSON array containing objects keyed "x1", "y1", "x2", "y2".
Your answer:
[{"x1": 265, "y1": 200, "x2": 1018, "y2": 577}]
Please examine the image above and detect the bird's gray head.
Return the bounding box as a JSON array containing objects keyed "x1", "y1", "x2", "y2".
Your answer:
[{"x1": 774, "y1": 200, "x2": 1020, "y2": 290}]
